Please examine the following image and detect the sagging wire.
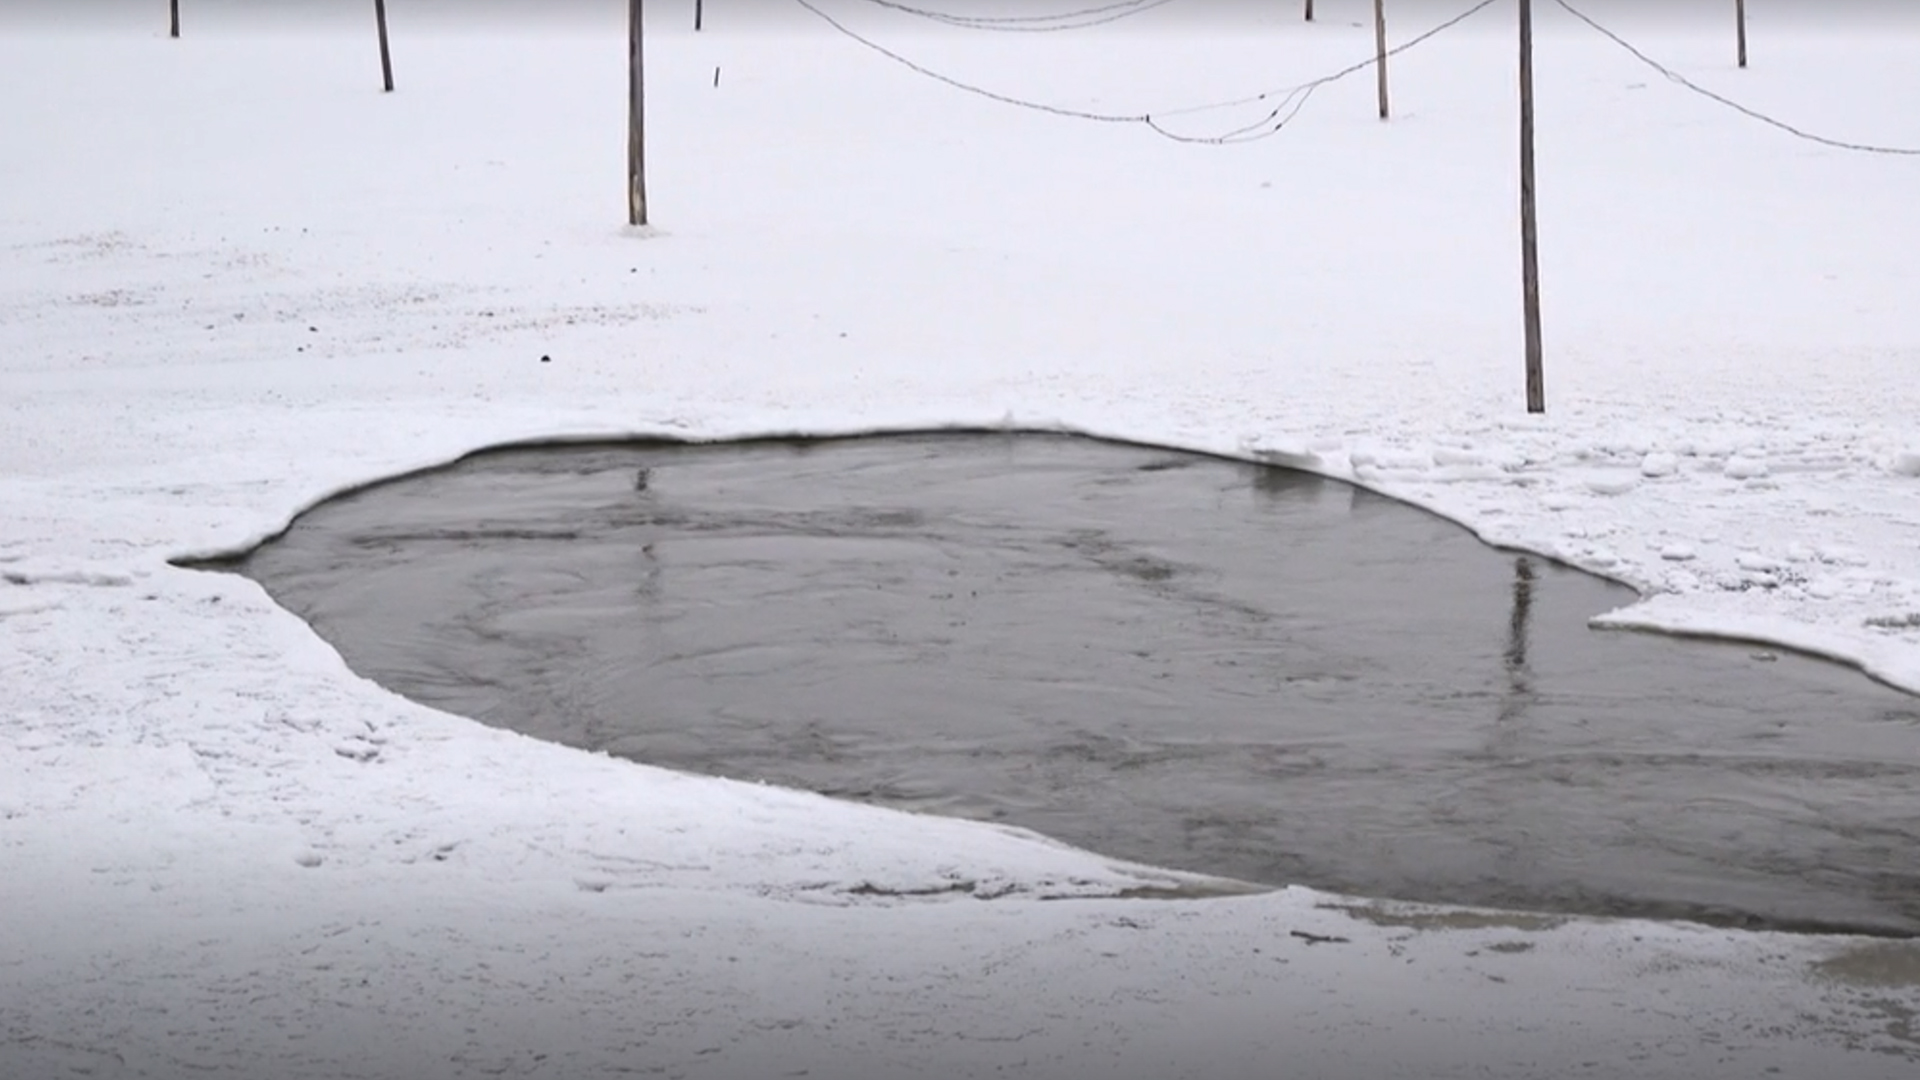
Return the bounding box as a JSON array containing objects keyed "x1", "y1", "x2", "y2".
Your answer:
[
  {"x1": 852, "y1": 0, "x2": 1184, "y2": 34},
  {"x1": 1553, "y1": 0, "x2": 1920, "y2": 156},
  {"x1": 791, "y1": 0, "x2": 1502, "y2": 144}
]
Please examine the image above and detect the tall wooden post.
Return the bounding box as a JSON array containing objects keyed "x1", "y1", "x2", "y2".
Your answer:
[
  {"x1": 696, "y1": 0, "x2": 704, "y2": 31},
  {"x1": 1518, "y1": 0, "x2": 1544, "y2": 414},
  {"x1": 628, "y1": 0, "x2": 649, "y2": 226},
  {"x1": 1735, "y1": 0, "x2": 1748, "y2": 68},
  {"x1": 1373, "y1": 0, "x2": 1389, "y2": 120},
  {"x1": 170, "y1": 0, "x2": 179, "y2": 38},
  {"x1": 375, "y1": 0, "x2": 394, "y2": 93},
  {"x1": 1304, "y1": 0, "x2": 1314, "y2": 21}
]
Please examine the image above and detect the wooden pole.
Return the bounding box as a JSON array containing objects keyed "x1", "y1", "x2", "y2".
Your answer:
[
  {"x1": 696, "y1": 0, "x2": 704, "y2": 32},
  {"x1": 375, "y1": 0, "x2": 394, "y2": 93},
  {"x1": 628, "y1": 0, "x2": 649, "y2": 226},
  {"x1": 1373, "y1": 0, "x2": 1389, "y2": 120},
  {"x1": 170, "y1": 0, "x2": 179, "y2": 38},
  {"x1": 1304, "y1": 0, "x2": 1314, "y2": 21},
  {"x1": 1518, "y1": 0, "x2": 1544, "y2": 414},
  {"x1": 1735, "y1": 0, "x2": 1748, "y2": 68}
]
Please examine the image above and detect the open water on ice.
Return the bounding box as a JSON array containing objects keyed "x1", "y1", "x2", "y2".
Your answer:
[{"x1": 207, "y1": 434, "x2": 1920, "y2": 935}]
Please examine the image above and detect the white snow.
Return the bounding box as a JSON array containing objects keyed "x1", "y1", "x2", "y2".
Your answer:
[
  {"x1": 1638, "y1": 450, "x2": 1677, "y2": 478},
  {"x1": 3, "y1": 2, "x2": 1920, "y2": 1077}
]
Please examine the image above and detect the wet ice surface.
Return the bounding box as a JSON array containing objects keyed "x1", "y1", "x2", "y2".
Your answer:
[{"x1": 219, "y1": 434, "x2": 1920, "y2": 935}]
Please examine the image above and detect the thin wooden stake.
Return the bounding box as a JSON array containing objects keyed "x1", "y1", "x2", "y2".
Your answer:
[
  {"x1": 696, "y1": 0, "x2": 704, "y2": 32},
  {"x1": 628, "y1": 0, "x2": 649, "y2": 227},
  {"x1": 1304, "y1": 0, "x2": 1314, "y2": 21},
  {"x1": 1373, "y1": 0, "x2": 1390, "y2": 120},
  {"x1": 375, "y1": 0, "x2": 394, "y2": 93},
  {"x1": 1735, "y1": 0, "x2": 1748, "y2": 68},
  {"x1": 1519, "y1": 0, "x2": 1545, "y2": 414},
  {"x1": 170, "y1": 0, "x2": 179, "y2": 38}
]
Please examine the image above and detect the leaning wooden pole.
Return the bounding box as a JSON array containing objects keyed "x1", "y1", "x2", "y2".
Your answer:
[
  {"x1": 696, "y1": 0, "x2": 705, "y2": 32},
  {"x1": 1735, "y1": 0, "x2": 1748, "y2": 68},
  {"x1": 375, "y1": 0, "x2": 394, "y2": 92},
  {"x1": 170, "y1": 0, "x2": 179, "y2": 38},
  {"x1": 1518, "y1": 0, "x2": 1545, "y2": 414},
  {"x1": 1373, "y1": 0, "x2": 1390, "y2": 120},
  {"x1": 628, "y1": 0, "x2": 649, "y2": 226}
]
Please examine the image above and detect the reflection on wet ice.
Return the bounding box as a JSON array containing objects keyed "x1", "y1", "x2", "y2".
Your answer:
[{"x1": 209, "y1": 434, "x2": 1920, "y2": 937}]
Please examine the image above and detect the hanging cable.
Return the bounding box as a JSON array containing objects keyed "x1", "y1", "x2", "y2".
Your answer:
[
  {"x1": 1151, "y1": 0, "x2": 1502, "y2": 144},
  {"x1": 792, "y1": 0, "x2": 1143, "y2": 123},
  {"x1": 852, "y1": 0, "x2": 1183, "y2": 33},
  {"x1": 1552, "y1": 0, "x2": 1920, "y2": 156},
  {"x1": 790, "y1": 0, "x2": 1502, "y2": 143}
]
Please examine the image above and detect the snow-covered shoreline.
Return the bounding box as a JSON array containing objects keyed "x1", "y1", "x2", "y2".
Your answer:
[{"x1": 4, "y1": 5, "x2": 1919, "y2": 1076}]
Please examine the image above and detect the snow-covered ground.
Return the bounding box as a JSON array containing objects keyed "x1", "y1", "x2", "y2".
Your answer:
[{"x1": 4, "y1": 2, "x2": 1919, "y2": 1076}]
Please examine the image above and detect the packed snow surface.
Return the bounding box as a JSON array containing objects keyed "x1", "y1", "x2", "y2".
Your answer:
[{"x1": 3, "y1": 2, "x2": 1919, "y2": 1077}]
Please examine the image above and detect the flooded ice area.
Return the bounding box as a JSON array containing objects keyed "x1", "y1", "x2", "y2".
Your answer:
[{"x1": 207, "y1": 433, "x2": 1920, "y2": 938}]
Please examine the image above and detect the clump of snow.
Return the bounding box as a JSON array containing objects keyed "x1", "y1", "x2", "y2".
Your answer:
[
  {"x1": 1239, "y1": 434, "x2": 1320, "y2": 469},
  {"x1": 1582, "y1": 546, "x2": 1622, "y2": 568},
  {"x1": 1818, "y1": 544, "x2": 1869, "y2": 566},
  {"x1": 1640, "y1": 451, "x2": 1679, "y2": 478},
  {"x1": 1890, "y1": 448, "x2": 1920, "y2": 477},
  {"x1": 1582, "y1": 471, "x2": 1639, "y2": 496}
]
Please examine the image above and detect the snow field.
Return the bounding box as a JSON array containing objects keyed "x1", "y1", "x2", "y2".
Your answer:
[{"x1": 3, "y1": 4, "x2": 1919, "y2": 1076}]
